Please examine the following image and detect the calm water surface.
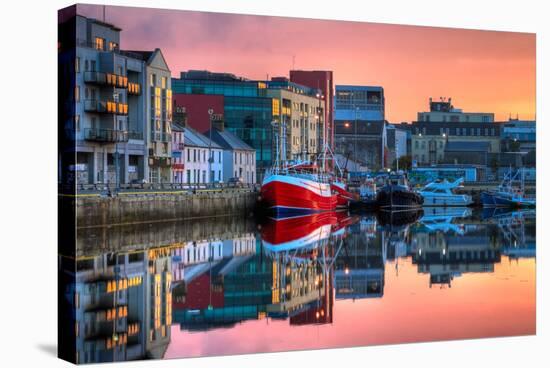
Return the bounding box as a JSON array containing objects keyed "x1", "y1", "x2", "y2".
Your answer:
[{"x1": 60, "y1": 208, "x2": 536, "y2": 363}]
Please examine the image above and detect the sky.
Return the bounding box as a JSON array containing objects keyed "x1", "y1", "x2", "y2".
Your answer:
[{"x1": 76, "y1": 4, "x2": 536, "y2": 123}]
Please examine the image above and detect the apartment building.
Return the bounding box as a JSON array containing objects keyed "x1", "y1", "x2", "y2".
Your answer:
[
  {"x1": 59, "y1": 13, "x2": 147, "y2": 186},
  {"x1": 266, "y1": 78, "x2": 326, "y2": 163}
]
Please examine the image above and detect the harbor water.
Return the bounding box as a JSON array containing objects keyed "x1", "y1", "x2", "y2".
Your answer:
[{"x1": 59, "y1": 208, "x2": 536, "y2": 363}]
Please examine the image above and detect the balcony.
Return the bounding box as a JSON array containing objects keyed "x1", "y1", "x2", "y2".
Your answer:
[
  {"x1": 83, "y1": 128, "x2": 129, "y2": 143},
  {"x1": 84, "y1": 99, "x2": 107, "y2": 113},
  {"x1": 83, "y1": 100, "x2": 128, "y2": 115},
  {"x1": 83, "y1": 71, "x2": 128, "y2": 88},
  {"x1": 152, "y1": 132, "x2": 172, "y2": 142},
  {"x1": 128, "y1": 131, "x2": 144, "y2": 140},
  {"x1": 83, "y1": 71, "x2": 107, "y2": 84},
  {"x1": 106, "y1": 73, "x2": 128, "y2": 88}
]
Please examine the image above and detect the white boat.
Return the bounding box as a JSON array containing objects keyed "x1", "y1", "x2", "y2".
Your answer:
[{"x1": 417, "y1": 178, "x2": 473, "y2": 206}]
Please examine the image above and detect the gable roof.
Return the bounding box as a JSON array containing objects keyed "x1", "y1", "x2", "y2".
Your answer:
[
  {"x1": 183, "y1": 126, "x2": 222, "y2": 149},
  {"x1": 445, "y1": 141, "x2": 491, "y2": 152},
  {"x1": 206, "y1": 129, "x2": 255, "y2": 151},
  {"x1": 121, "y1": 48, "x2": 170, "y2": 71}
]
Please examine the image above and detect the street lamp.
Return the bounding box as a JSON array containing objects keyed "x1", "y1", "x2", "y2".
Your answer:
[
  {"x1": 354, "y1": 106, "x2": 359, "y2": 165},
  {"x1": 208, "y1": 108, "x2": 213, "y2": 186}
]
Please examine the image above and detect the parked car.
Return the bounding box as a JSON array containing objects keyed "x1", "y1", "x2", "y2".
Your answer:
[{"x1": 227, "y1": 177, "x2": 244, "y2": 188}]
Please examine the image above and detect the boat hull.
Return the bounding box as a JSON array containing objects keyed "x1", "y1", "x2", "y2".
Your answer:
[
  {"x1": 420, "y1": 195, "x2": 473, "y2": 207},
  {"x1": 261, "y1": 174, "x2": 337, "y2": 215},
  {"x1": 261, "y1": 212, "x2": 338, "y2": 252},
  {"x1": 376, "y1": 185, "x2": 424, "y2": 210},
  {"x1": 481, "y1": 191, "x2": 535, "y2": 208},
  {"x1": 331, "y1": 182, "x2": 355, "y2": 208}
]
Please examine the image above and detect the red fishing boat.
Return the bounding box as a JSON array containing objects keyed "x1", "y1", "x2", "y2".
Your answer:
[{"x1": 261, "y1": 162, "x2": 337, "y2": 216}]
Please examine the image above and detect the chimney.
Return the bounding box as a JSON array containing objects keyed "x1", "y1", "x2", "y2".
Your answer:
[
  {"x1": 212, "y1": 116, "x2": 224, "y2": 131},
  {"x1": 173, "y1": 103, "x2": 187, "y2": 126}
]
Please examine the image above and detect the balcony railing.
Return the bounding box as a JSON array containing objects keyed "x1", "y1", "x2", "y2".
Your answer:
[
  {"x1": 84, "y1": 100, "x2": 128, "y2": 115},
  {"x1": 84, "y1": 99, "x2": 107, "y2": 113},
  {"x1": 128, "y1": 131, "x2": 144, "y2": 140},
  {"x1": 83, "y1": 128, "x2": 129, "y2": 143},
  {"x1": 152, "y1": 132, "x2": 172, "y2": 142},
  {"x1": 83, "y1": 71, "x2": 107, "y2": 84},
  {"x1": 83, "y1": 71, "x2": 128, "y2": 88}
]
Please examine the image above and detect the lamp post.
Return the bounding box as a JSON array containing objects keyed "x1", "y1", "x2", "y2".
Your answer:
[
  {"x1": 354, "y1": 106, "x2": 359, "y2": 165},
  {"x1": 208, "y1": 108, "x2": 213, "y2": 186}
]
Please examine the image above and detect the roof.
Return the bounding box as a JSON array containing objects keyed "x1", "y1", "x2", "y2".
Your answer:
[
  {"x1": 206, "y1": 129, "x2": 255, "y2": 151},
  {"x1": 183, "y1": 126, "x2": 222, "y2": 149},
  {"x1": 121, "y1": 50, "x2": 153, "y2": 61},
  {"x1": 336, "y1": 85, "x2": 384, "y2": 92},
  {"x1": 171, "y1": 122, "x2": 185, "y2": 132},
  {"x1": 444, "y1": 141, "x2": 491, "y2": 152}
]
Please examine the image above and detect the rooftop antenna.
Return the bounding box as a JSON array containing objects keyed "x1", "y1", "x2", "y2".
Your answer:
[{"x1": 292, "y1": 55, "x2": 296, "y2": 70}]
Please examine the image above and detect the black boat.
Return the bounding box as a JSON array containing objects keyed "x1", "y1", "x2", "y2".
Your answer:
[{"x1": 376, "y1": 172, "x2": 423, "y2": 210}]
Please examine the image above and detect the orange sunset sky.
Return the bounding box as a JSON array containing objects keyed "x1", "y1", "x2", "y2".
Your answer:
[{"x1": 78, "y1": 4, "x2": 536, "y2": 123}]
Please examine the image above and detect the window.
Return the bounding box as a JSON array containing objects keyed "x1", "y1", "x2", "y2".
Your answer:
[
  {"x1": 109, "y1": 41, "x2": 118, "y2": 51},
  {"x1": 202, "y1": 170, "x2": 206, "y2": 183},
  {"x1": 193, "y1": 149, "x2": 196, "y2": 162},
  {"x1": 74, "y1": 86, "x2": 80, "y2": 102},
  {"x1": 75, "y1": 57, "x2": 80, "y2": 73},
  {"x1": 161, "y1": 76, "x2": 167, "y2": 89},
  {"x1": 74, "y1": 115, "x2": 80, "y2": 131},
  {"x1": 187, "y1": 149, "x2": 190, "y2": 162},
  {"x1": 94, "y1": 37, "x2": 104, "y2": 50},
  {"x1": 84, "y1": 60, "x2": 89, "y2": 71},
  {"x1": 218, "y1": 151, "x2": 221, "y2": 163},
  {"x1": 186, "y1": 170, "x2": 191, "y2": 183},
  {"x1": 150, "y1": 73, "x2": 156, "y2": 87},
  {"x1": 218, "y1": 170, "x2": 221, "y2": 181}
]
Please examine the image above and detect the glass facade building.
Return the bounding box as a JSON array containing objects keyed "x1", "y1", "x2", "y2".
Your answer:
[{"x1": 172, "y1": 72, "x2": 278, "y2": 172}]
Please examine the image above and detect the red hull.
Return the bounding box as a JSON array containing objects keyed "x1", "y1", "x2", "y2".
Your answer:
[
  {"x1": 261, "y1": 212, "x2": 338, "y2": 245},
  {"x1": 331, "y1": 183, "x2": 355, "y2": 208},
  {"x1": 261, "y1": 178, "x2": 337, "y2": 212}
]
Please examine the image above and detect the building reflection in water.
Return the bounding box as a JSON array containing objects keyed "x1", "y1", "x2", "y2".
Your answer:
[
  {"x1": 59, "y1": 207, "x2": 535, "y2": 362},
  {"x1": 59, "y1": 247, "x2": 172, "y2": 364}
]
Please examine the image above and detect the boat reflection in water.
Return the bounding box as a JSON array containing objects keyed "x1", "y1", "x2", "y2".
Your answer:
[{"x1": 60, "y1": 207, "x2": 536, "y2": 362}]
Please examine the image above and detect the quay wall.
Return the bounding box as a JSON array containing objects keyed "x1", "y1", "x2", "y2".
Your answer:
[{"x1": 74, "y1": 190, "x2": 260, "y2": 228}]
